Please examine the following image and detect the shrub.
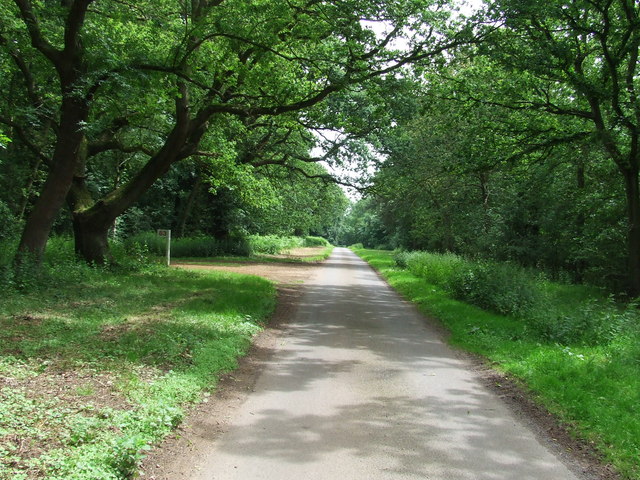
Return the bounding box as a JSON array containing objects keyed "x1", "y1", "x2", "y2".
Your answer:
[
  {"x1": 527, "y1": 297, "x2": 637, "y2": 345},
  {"x1": 303, "y1": 236, "x2": 330, "y2": 247},
  {"x1": 349, "y1": 243, "x2": 364, "y2": 250},
  {"x1": 247, "y1": 235, "x2": 303, "y2": 255},
  {"x1": 393, "y1": 250, "x2": 409, "y2": 268},
  {"x1": 393, "y1": 250, "x2": 541, "y2": 318},
  {"x1": 447, "y1": 261, "x2": 541, "y2": 318}
]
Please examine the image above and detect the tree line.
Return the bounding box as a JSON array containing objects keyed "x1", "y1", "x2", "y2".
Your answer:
[
  {"x1": 0, "y1": 0, "x2": 469, "y2": 263},
  {"x1": 2, "y1": 0, "x2": 640, "y2": 296},
  {"x1": 337, "y1": 0, "x2": 640, "y2": 296}
]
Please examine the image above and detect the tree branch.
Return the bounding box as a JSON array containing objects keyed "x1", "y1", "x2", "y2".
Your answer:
[{"x1": 12, "y1": 0, "x2": 62, "y2": 65}]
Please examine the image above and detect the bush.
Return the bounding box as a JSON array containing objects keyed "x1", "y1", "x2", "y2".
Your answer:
[
  {"x1": 303, "y1": 236, "x2": 330, "y2": 247},
  {"x1": 393, "y1": 250, "x2": 541, "y2": 318},
  {"x1": 247, "y1": 235, "x2": 303, "y2": 255},
  {"x1": 349, "y1": 243, "x2": 364, "y2": 250},
  {"x1": 447, "y1": 261, "x2": 541, "y2": 318},
  {"x1": 527, "y1": 297, "x2": 637, "y2": 345},
  {"x1": 393, "y1": 250, "x2": 410, "y2": 268},
  {"x1": 125, "y1": 233, "x2": 251, "y2": 258}
]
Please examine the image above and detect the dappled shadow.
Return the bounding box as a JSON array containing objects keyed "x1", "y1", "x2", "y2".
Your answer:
[
  {"x1": 213, "y1": 392, "x2": 572, "y2": 479},
  {"x1": 0, "y1": 271, "x2": 273, "y2": 370},
  {"x1": 191, "y1": 248, "x2": 578, "y2": 479}
]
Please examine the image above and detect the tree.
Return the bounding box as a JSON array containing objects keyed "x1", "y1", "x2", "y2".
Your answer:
[
  {"x1": 482, "y1": 0, "x2": 640, "y2": 294},
  {"x1": 362, "y1": 55, "x2": 630, "y2": 289},
  {"x1": 0, "y1": 0, "x2": 472, "y2": 264}
]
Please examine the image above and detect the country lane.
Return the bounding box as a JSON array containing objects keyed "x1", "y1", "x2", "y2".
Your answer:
[{"x1": 190, "y1": 247, "x2": 582, "y2": 480}]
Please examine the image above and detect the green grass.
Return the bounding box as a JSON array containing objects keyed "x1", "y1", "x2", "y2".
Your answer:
[
  {"x1": 353, "y1": 248, "x2": 640, "y2": 480},
  {"x1": 0, "y1": 263, "x2": 276, "y2": 479}
]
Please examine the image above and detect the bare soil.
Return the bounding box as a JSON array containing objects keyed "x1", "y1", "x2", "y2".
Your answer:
[
  {"x1": 139, "y1": 255, "x2": 620, "y2": 480},
  {"x1": 173, "y1": 260, "x2": 322, "y2": 285}
]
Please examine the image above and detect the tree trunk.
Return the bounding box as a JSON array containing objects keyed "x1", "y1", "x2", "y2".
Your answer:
[
  {"x1": 68, "y1": 171, "x2": 113, "y2": 264},
  {"x1": 622, "y1": 165, "x2": 640, "y2": 297},
  {"x1": 73, "y1": 216, "x2": 113, "y2": 264},
  {"x1": 15, "y1": 113, "x2": 88, "y2": 263},
  {"x1": 68, "y1": 115, "x2": 195, "y2": 262}
]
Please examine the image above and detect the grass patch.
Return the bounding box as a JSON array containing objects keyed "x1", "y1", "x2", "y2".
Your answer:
[
  {"x1": 354, "y1": 247, "x2": 640, "y2": 479},
  {"x1": 0, "y1": 260, "x2": 276, "y2": 479}
]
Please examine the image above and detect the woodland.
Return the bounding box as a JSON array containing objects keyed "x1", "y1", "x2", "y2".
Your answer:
[
  {"x1": 1, "y1": 0, "x2": 640, "y2": 297},
  {"x1": 2, "y1": 1, "x2": 640, "y2": 479},
  {"x1": 336, "y1": 0, "x2": 640, "y2": 297}
]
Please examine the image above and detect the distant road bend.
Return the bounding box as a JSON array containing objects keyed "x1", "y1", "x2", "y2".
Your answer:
[{"x1": 191, "y1": 248, "x2": 582, "y2": 480}]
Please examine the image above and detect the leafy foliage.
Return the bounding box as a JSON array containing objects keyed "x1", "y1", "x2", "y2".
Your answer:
[
  {"x1": 394, "y1": 250, "x2": 540, "y2": 318},
  {"x1": 0, "y1": 0, "x2": 466, "y2": 264}
]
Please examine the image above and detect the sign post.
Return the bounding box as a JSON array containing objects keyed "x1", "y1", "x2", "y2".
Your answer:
[{"x1": 157, "y1": 229, "x2": 171, "y2": 266}]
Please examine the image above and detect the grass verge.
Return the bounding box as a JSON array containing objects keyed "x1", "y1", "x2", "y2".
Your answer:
[
  {"x1": 353, "y1": 248, "x2": 640, "y2": 480},
  {"x1": 0, "y1": 265, "x2": 276, "y2": 479}
]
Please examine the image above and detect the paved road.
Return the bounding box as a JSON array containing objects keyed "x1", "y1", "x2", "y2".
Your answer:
[{"x1": 192, "y1": 248, "x2": 580, "y2": 480}]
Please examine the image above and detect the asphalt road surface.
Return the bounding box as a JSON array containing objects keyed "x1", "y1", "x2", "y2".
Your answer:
[{"x1": 191, "y1": 248, "x2": 581, "y2": 480}]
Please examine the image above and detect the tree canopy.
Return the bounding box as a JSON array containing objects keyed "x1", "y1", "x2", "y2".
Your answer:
[
  {"x1": 2, "y1": 0, "x2": 640, "y2": 294},
  {"x1": 0, "y1": 0, "x2": 470, "y2": 263}
]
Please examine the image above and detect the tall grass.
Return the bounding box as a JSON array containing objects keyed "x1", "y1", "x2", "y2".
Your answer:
[
  {"x1": 126, "y1": 232, "x2": 252, "y2": 258},
  {"x1": 0, "y1": 236, "x2": 158, "y2": 292},
  {"x1": 246, "y1": 235, "x2": 304, "y2": 254},
  {"x1": 303, "y1": 236, "x2": 330, "y2": 247},
  {"x1": 126, "y1": 233, "x2": 329, "y2": 258}
]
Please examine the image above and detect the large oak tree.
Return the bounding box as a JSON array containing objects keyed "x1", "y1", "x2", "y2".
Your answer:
[{"x1": 0, "y1": 0, "x2": 470, "y2": 263}]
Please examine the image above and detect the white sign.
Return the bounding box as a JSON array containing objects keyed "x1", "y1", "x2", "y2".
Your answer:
[{"x1": 157, "y1": 229, "x2": 171, "y2": 266}]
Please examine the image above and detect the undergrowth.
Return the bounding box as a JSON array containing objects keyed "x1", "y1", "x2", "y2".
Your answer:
[
  {"x1": 355, "y1": 247, "x2": 640, "y2": 479},
  {"x1": 125, "y1": 233, "x2": 252, "y2": 258},
  {"x1": 126, "y1": 233, "x2": 330, "y2": 258}
]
